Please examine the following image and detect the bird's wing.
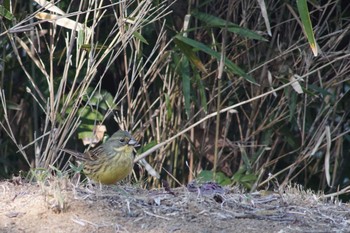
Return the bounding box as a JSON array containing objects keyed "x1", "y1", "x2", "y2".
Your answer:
[
  {"x1": 84, "y1": 146, "x2": 104, "y2": 162},
  {"x1": 61, "y1": 148, "x2": 89, "y2": 162}
]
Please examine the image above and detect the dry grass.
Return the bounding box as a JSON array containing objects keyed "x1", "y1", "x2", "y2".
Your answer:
[
  {"x1": 1, "y1": 179, "x2": 350, "y2": 233},
  {"x1": 1, "y1": 0, "x2": 350, "y2": 197}
]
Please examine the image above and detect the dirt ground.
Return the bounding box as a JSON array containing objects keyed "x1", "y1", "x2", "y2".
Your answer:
[{"x1": 0, "y1": 179, "x2": 349, "y2": 233}]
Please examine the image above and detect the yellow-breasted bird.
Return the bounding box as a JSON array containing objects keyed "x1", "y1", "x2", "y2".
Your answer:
[{"x1": 62, "y1": 130, "x2": 139, "y2": 184}]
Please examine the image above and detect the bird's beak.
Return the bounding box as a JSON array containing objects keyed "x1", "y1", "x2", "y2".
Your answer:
[{"x1": 129, "y1": 138, "x2": 140, "y2": 147}]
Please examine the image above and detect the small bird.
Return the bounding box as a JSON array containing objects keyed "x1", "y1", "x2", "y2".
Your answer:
[{"x1": 62, "y1": 130, "x2": 139, "y2": 184}]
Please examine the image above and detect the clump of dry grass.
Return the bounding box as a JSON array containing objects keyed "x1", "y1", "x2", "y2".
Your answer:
[
  {"x1": 1, "y1": 1, "x2": 170, "y2": 182},
  {"x1": 1, "y1": 0, "x2": 350, "y2": 197}
]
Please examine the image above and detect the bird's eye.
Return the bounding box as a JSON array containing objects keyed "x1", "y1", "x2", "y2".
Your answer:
[{"x1": 119, "y1": 138, "x2": 126, "y2": 143}]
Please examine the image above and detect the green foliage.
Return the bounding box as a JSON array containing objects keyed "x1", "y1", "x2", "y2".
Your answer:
[
  {"x1": 297, "y1": 0, "x2": 318, "y2": 55},
  {"x1": 0, "y1": 4, "x2": 14, "y2": 20},
  {"x1": 68, "y1": 161, "x2": 84, "y2": 175},
  {"x1": 198, "y1": 170, "x2": 231, "y2": 186},
  {"x1": 180, "y1": 57, "x2": 191, "y2": 118},
  {"x1": 29, "y1": 168, "x2": 50, "y2": 183},
  {"x1": 137, "y1": 140, "x2": 157, "y2": 154},
  {"x1": 192, "y1": 10, "x2": 268, "y2": 41},
  {"x1": 1, "y1": 0, "x2": 350, "y2": 196},
  {"x1": 232, "y1": 168, "x2": 257, "y2": 190},
  {"x1": 61, "y1": 87, "x2": 116, "y2": 140},
  {"x1": 175, "y1": 35, "x2": 256, "y2": 83}
]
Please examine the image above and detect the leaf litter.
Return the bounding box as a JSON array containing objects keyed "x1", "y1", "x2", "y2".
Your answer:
[{"x1": 0, "y1": 180, "x2": 349, "y2": 233}]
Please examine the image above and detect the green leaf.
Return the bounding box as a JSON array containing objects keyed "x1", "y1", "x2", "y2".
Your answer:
[
  {"x1": 165, "y1": 93, "x2": 172, "y2": 121},
  {"x1": 192, "y1": 10, "x2": 267, "y2": 41},
  {"x1": 194, "y1": 73, "x2": 208, "y2": 113},
  {"x1": 137, "y1": 140, "x2": 157, "y2": 154},
  {"x1": 297, "y1": 0, "x2": 318, "y2": 56},
  {"x1": 198, "y1": 170, "x2": 232, "y2": 185},
  {"x1": 83, "y1": 87, "x2": 117, "y2": 111},
  {"x1": 74, "y1": 106, "x2": 104, "y2": 140},
  {"x1": 180, "y1": 57, "x2": 191, "y2": 118},
  {"x1": 6, "y1": 101, "x2": 22, "y2": 111},
  {"x1": 288, "y1": 91, "x2": 297, "y2": 122},
  {"x1": 175, "y1": 35, "x2": 257, "y2": 84},
  {"x1": 308, "y1": 84, "x2": 331, "y2": 97},
  {"x1": 133, "y1": 31, "x2": 149, "y2": 45},
  {"x1": 238, "y1": 173, "x2": 257, "y2": 183},
  {"x1": 77, "y1": 131, "x2": 95, "y2": 140},
  {"x1": 232, "y1": 168, "x2": 257, "y2": 189},
  {"x1": 240, "y1": 147, "x2": 252, "y2": 171},
  {"x1": 174, "y1": 38, "x2": 207, "y2": 73},
  {"x1": 78, "y1": 107, "x2": 103, "y2": 121},
  {"x1": 278, "y1": 125, "x2": 297, "y2": 148},
  {"x1": 80, "y1": 44, "x2": 108, "y2": 51},
  {"x1": 198, "y1": 170, "x2": 213, "y2": 181},
  {"x1": 215, "y1": 172, "x2": 232, "y2": 186},
  {"x1": 0, "y1": 4, "x2": 14, "y2": 20},
  {"x1": 69, "y1": 161, "x2": 84, "y2": 173},
  {"x1": 77, "y1": 30, "x2": 85, "y2": 48}
]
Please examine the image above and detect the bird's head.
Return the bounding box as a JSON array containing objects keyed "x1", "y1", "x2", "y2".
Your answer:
[{"x1": 107, "y1": 130, "x2": 139, "y2": 148}]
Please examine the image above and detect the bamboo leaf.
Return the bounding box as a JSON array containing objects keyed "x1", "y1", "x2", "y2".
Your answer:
[
  {"x1": 288, "y1": 91, "x2": 297, "y2": 122},
  {"x1": 175, "y1": 35, "x2": 256, "y2": 84},
  {"x1": 192, "y1": 11, "x2": 267, "y2": 41},
  {"x1": 198, "y1": 170, "x2": 232, "y2": 185},
  {"x1": 133, "y1": 31, "x2": 149, "y2": 45},
  {"x1": 0, "y1": 4, "x2": 14, "y2": 20},
  {"x1": 297, "y1": 0, "x2": 318, "y2": 56},
  {"x1": 256, "y1": 0, "x2": 271, "y2": 36},
  {"x1": 194, "y1": 73, "x2": 208, "y2": 113},
  {"x1": 35, "y1": 12, "x2": 92, "y2": 36},
  {"x1": 33, "y1": 0, "x2": 65, "y2": 15},
  {"x1": 180, "y1": 57, "x2": 191, "y2": 118},
  {"x1": 83, "y1": 87, "x2": 117, "y2": 111},
  {"x1": 290, "y1": 74, "x2": 304, "y2": 94},
  {"x1": 175, "y1": 38, "x2": 207, "y2": 73},
  {"x1": 165, "y1": 93, "x2": 172, "y2": 121}
]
